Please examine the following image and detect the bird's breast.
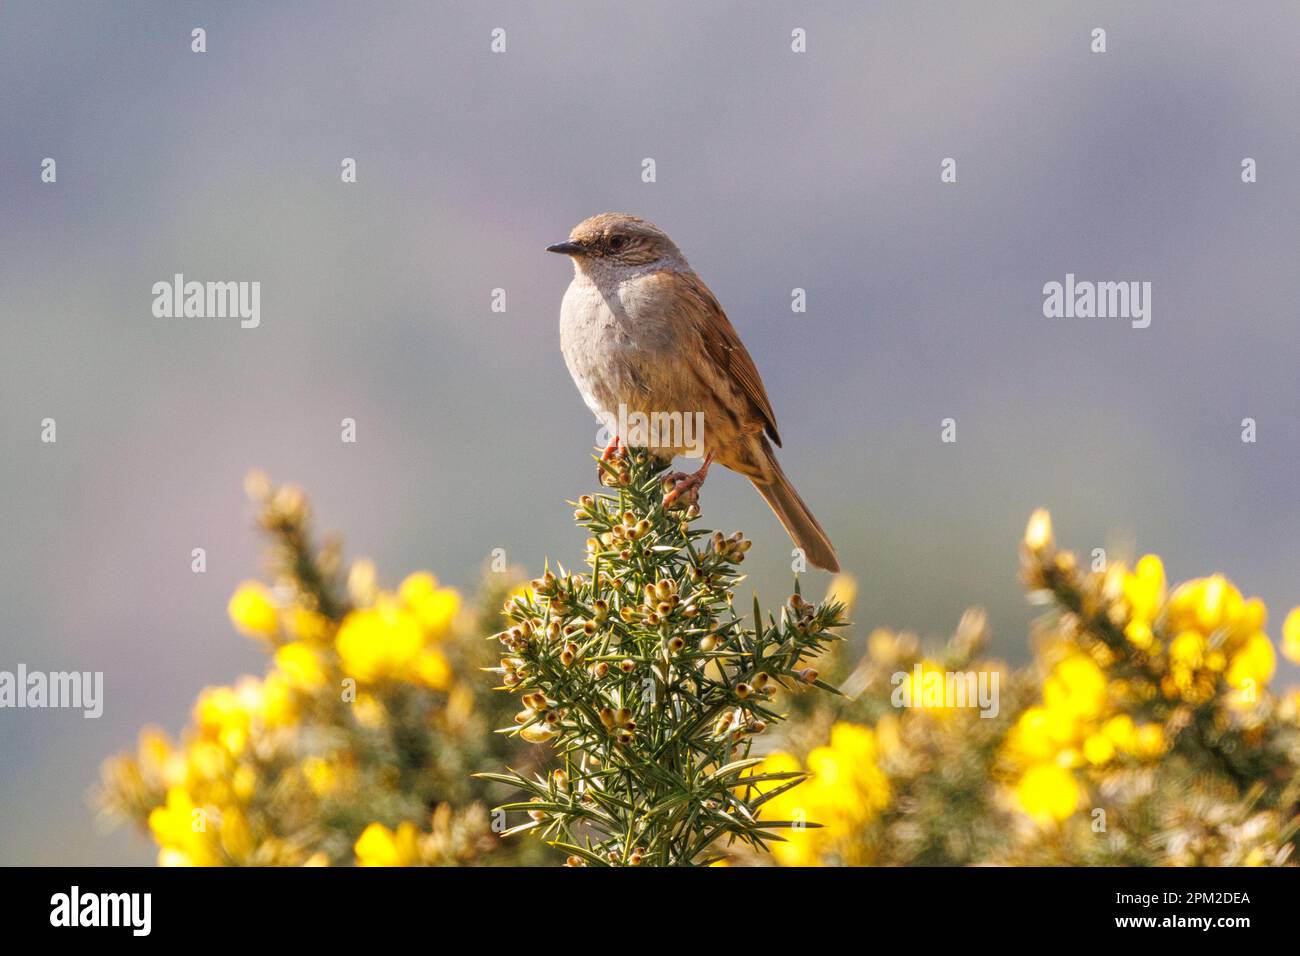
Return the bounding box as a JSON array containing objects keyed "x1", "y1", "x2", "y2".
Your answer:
[
  {"x1": 558, "y1": 272, "x2": 706, "y2": 448},
  {"x1": 560, "y1": 275, "x2": 666, "y2": 405}
]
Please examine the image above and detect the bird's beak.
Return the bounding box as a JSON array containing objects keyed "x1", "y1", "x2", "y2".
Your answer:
[{"x1": 546, "y1": 240, "x2": 585, "y2": 256}]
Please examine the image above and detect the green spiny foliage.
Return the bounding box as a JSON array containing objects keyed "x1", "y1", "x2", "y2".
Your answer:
[{"x1": 478, "y1": 450, "x2": 846, "y2": 866}]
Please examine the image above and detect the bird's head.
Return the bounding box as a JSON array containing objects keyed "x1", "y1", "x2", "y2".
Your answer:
[{"x1": 547, "y1": 213, "x2": 682, "y2": 272}]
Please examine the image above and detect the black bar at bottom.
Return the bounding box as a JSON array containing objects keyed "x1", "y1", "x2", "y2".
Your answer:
[{"x1": 0, "y1": 865, "x2": 1280, "y2": 940}]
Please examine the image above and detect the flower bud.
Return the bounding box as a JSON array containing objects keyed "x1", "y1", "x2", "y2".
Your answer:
[{"x1": 1024, "y1": 508, "x2": 1053, "y2": 555}]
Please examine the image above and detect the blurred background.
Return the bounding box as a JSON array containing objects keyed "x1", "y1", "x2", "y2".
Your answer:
[{"x1": 2, "y1": 0, "x2": 1298, "y2": 864}]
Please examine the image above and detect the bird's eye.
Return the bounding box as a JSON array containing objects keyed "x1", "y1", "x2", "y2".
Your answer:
[{"x1": 608, "y1": 235, "x2": 626, "y2": 251}]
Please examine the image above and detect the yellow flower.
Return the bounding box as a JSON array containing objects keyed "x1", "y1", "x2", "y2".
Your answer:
[
  {"x1": 227, "y1": 581, "x2": 278, "y2": 638},
  {"x1": 1133, "y1": 723, "x2": 1167, "y2": 759},
  {"x1": 1166, "y1": 575, "x2": 1248, "y2": 636},
  {"x1": 755, "y1": 722, "x2": 889, "y2": 866},
  {"x1": 1169, "y1": 630, "x2": 1207, "y2": 669},
  {"x1": 399, "y1": 572, "x2": 460, "y2": 639},
  {"x1": 260, "y1": 672, "x2": 299, "y2": 726},
  {"x1": 274, "y1": 641, "x2": 328, "y2": 690},
  {"x1": 1124, "y1": 620, "x2": 1155, "y2": 651},
  {"x1": 232, "y1": 765, "x2": 258, "y2": 802},
  {"x1": 351, "y1": 692, "x2": 386, "y2": 729},
  {"x1": 814, "y1": 722, "x2": 891, "y2": 814},
  {"x1": 1007, "y1": 707, "x2": 1056, "y2": 761},
  {"x1": 1282, "y1": 607, "x2": 1300, "y2": 665},
  {"x1": 1043, "y1": 654, "x2": 1107, "y2": 725},
  {"x1": 824, "y1": 574, "x2": 857, "y2": 612},
  {"x1": 286, "y1": 606, "x2": 332, "y2": 643},
  {"x1": 1225, "y1": 633, "x2": 1275, "y2": 696},
  {"x1": 219, "y1": 807, "x2": 255, "y2": 861},
  {"x1": 413, "y1": 649, "x2": 452, "y2": 690},
  {"x1": 148, "y1": 787, "x2": 218, "y2": 866},
  {"x1": 194, "y1": 684, "x2": 253, "y2": 754},
  {"x1": 335, "y1": 599, "x2": 425, "y2": 683},
  {"x1": 750, "y1": 751, "x2": 822, "y2": 867},
  {"x1": 355, "y1": 821, "x2": 421, "y2": 866},
  {"x1": 1082, "y1": 733, "x2": 1115, "y2": 766},
  {"x1": 899, "y1": 659, "x2": 955, "y2": 716},
  {"x1": 1123, "y1": 555, "x2": 1166, "y2": 624},
  {"x1": 1015, "y1": 763, "x2": 1080, "y2": 822},
  {"x1": 1102, "y1": 714, "x2": 1137, "y2": 753},
  {"x1": 184, "y1": 740, "x2": 230, "y2": 784},
  {"x1": 301, "y1": 756, "x2": 339, "y2": 796}
]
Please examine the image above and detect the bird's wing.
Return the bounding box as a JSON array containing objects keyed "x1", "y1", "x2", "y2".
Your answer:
[{"x1": 670, "y1": 269, "x2": 782, "y2": 447}]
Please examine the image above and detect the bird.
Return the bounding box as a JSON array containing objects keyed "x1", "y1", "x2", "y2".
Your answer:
[{"x1": 547, "y1": 213, "x2": 840, "y2": 572}]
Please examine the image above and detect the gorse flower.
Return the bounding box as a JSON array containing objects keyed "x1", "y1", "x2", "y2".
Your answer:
[
  {"x1": 227, "y1": 581, "x2": 279, "y2": 639},
  {"x1": 752, "y1": 722, "x2": 890, "y2": 866},
  {"x1": 333, "y1": 578, "x2": 458, "y2": 688},
  {"x1": 97, "y1": 474, "x2": 536, "y2": 866},
  {"x1": 746, "y1": 513, "x2": 1300, "y2": 866},
  {"x1": 99, "y1": 464, "x2": 1300, "y2": 868},
  {"x1": 479, "y1": 450, "x2": 846, "y2": 866}
]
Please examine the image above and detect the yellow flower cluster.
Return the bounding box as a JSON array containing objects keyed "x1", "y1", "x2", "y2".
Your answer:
[
  {"x1": 753, "y1": 722, "x2": 890, "y2": 866},
  {"x1": 334, "y1": 572, "x2": 459, "y2": 687},
  {"x1": 229, "y1": 570, "x2": 459, "y2": 689},
  {"x1": 1005, "y1": 652, "x2": 1166, "y2": 823},
  {"x1": 748, "y1": 517, "x2": 1300, "y2": 866},
  {"x1": 1004, "y1": 510, "x2": 1299, "y2": 828},
  {"x1": 353, "y1": 803, "x2": 493, "y2": 867},
  {"x1": 125, "y1": 723, "x2": 321, "y2": 867},
  {"x1": 106, "y1": 562, "x2": 475, "y2": 865}
]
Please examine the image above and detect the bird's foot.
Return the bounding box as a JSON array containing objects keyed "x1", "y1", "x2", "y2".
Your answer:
[
  {"x1": 662, "y1": 454, "x2": 713, "y2": 510},
  {"x1": 597, "y1": 437, "x2": 628, "y2": 487}
]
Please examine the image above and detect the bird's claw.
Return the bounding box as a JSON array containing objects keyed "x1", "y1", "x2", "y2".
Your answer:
[
  {"x1": 662, "y1": 471, "x2": 705, "y2": 510},
  {"x1": 597, "y1": 438, "x2": 628, "y2": 486}
]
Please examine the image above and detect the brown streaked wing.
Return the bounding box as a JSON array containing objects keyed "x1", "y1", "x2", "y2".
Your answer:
[{"x1": 669, "y1": 270, "x2": 781, "y2": 447}]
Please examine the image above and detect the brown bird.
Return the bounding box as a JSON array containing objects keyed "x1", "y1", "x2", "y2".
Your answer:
[{"x1": 548, "y1": 213, "x2": 839, "y2": 572}]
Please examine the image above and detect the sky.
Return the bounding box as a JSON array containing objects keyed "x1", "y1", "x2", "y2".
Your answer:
[{"x1": 2, "y1": 1, "x2": 1298, "y2": 864}]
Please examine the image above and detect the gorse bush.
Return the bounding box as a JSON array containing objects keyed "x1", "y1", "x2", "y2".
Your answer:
[
  {"x1": 98, "y1": 475, "x2": 539, "y2": 866},
  {"x1": 99, "y1": 461, "x2": 1300, "y2": 867},
  {"x1": 479, "y1": 450, "x2": 845, "y2": 866},
  {"x1": 752, "y1": 510, "x2": 1300, "y2": 866}
]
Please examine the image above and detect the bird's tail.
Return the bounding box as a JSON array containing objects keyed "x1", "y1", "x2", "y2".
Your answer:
[{"x1": 748, "y1": 439, "x2": 840, "y2": 572}]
